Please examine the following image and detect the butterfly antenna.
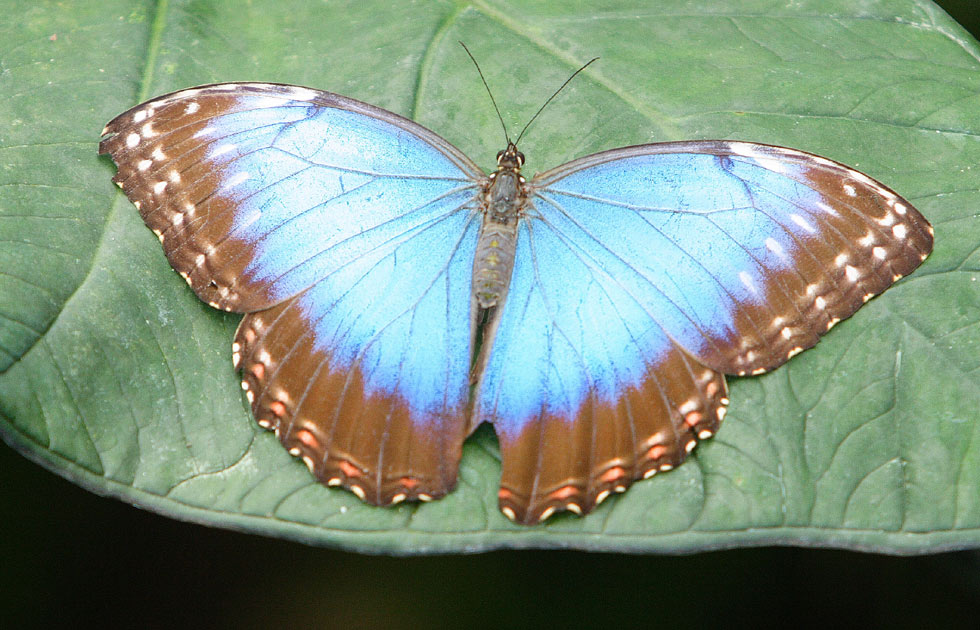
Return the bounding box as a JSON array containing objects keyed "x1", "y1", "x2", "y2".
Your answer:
[
  {"x1": 514, "y1": 56, "x2": 599, "y2": 146},
  {"x1": 460, "y1": 41, "x2": 512, "y2": 144}
]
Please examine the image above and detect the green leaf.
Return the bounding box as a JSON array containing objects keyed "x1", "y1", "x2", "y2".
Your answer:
[{"x1": 1, "y1": 0, "x2": 978, "y2": 553}]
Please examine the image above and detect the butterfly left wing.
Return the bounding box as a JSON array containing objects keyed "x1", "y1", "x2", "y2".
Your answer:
[
  {"x1": 233, "y1": 206, "x2": 481, "y2": 504},
  {"x1": 477, "y1": 140, "x2": 932, "y2": 524},
  {"x1": 99, "y1": 82, "x2": 481, "y2": 313},
  {"x1": 100, "y1": 83, "x2": 485, "y2": 505}
]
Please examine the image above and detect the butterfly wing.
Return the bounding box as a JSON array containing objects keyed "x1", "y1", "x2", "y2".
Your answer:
[
  {"x1": 478, "y1": 140, "x2": 932, "y2": 523},
  {"x1": 100, "y1": 83, "x2": 484, "y2": 504}
]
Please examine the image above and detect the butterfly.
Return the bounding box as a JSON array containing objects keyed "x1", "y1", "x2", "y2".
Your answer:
[{"x1": 99, "y1": 70, "x2": 932, "y2": 525}]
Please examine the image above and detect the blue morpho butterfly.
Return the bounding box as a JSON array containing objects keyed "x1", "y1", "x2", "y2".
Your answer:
[{"x1": 99, "y1": 53, "x2": 932, "y2": 525}]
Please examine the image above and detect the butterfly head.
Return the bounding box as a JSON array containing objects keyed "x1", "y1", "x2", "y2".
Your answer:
[{"x1": 496, "y1": 142, "x2": 525, "y2": 170}]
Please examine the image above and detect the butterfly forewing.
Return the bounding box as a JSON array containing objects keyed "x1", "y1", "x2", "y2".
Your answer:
[
  {"x1": 99, "y1": 83, "x2": 481, "y2": 312},
  {"x1": 531, "y1": 141, "x2": 933, "y2": 376}
]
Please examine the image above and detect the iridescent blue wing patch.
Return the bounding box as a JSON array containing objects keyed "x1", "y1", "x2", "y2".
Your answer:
[{"x1": 100, "y1": 83, "x2": 483, "y2": 504}]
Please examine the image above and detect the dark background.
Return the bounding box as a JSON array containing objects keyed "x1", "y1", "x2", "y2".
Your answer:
[{"x1": 3, "y1": 2, "x2": 979, "y2": 628}]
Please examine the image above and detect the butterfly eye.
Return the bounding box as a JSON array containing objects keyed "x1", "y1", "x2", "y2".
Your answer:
[
  {"x1": 516, "y1": 151, "x2": 525, "y2": 167},
  {"x1": 496, "y1": 150, "x2": 506, "y2": 163}
]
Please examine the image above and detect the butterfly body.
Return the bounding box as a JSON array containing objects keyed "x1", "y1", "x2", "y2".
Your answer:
[
  {"x1": 473, "y1": 143, "x2": 528, "y2": 309},
  {"x1": 100, "y1": 82, "x2": 932, "y2": 525}
]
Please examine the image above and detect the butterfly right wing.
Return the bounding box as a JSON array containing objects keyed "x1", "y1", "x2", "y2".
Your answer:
[
  {"x1": 100, "y1": 83, "x2": 485, "y2": 505},
  {"x1": 476, "y1": 141, "x2": 931, "y2": 524}
]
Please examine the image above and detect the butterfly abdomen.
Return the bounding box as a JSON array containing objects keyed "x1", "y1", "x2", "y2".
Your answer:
[{"x1": 473, "y1": 168, "x2": 526, "y2": 308}]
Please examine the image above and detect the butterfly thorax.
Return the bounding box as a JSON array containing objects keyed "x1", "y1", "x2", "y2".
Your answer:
[{"x1": 473, "y1": 143, "x2": 528, "y2": 308}]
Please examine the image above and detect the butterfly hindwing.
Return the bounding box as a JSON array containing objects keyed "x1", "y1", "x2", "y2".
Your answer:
[
  {"x1": 100, "y1": 83, "x2": 484, "y2": 505},
  {"x1": 476, "y1": 218, "x2": 728, "y2": 524},
  {"x1": 235, "y1": 207, "x2": 482, "y2": 503}
]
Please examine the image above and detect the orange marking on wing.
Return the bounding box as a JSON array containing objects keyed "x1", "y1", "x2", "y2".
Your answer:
[
  {"x1": 600, "y1": 466, "x2": 627, "y2": 484},
  {"x1": 684, "y1": 411, "x2": 703, "y2": 428},
  {"x1": 338, "y1": 459, "x2": 361, "y2": 478},
  {"x1": 550, "y1": 485, "x2": 578, "y2": 501},
  {"x1": 269, "y1": 400, "x2": 286, "y2": 417},
  {"x1": 250, "y1": 362, "x2": 265, "y2": 379},
  {"x1": 296, "y1": 428, "x2": 317, "y2": 449},
  {"x1": 646, "y1": 444, "x2": 667, "y2": 460},
  {"x1": 398, "y1": 476, "x2": 419, "y2": 490}
]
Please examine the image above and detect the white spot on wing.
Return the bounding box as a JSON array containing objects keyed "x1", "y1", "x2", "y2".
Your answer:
[
  {"x1": 851, "y1": 171, "x2": 874, "y2": 187},
  {"x1": 817, "y1": 201, "x2": 840, "y2": 217},
  {"x1": 754, "y1": 156, "x2": 788, "y2": 174},
  {"x1": 211, "y1": 143, "x2": 237, "y2": 158},
  {"x1": 286, "y1": 86, "x2": 318, "y2": 101},
  {"x1": 765, "y1": 237, "x2": 787, "y2": 259},
  {"x1": 790, "y1": 214, "x2": 816, "y2": 233},
  {"x1": 153, "y1": 181, "x2": 167, "y2": 194},
  {"x1": 892, "y1": 224, "x2": 908, "y2": 239},
  {"x1": 678, "y1": 400, "x2": 697, "y2": 415},
  {"x1": 185, "y1": 101, "x2": 200, "y2": 114},
  {"x1": 126, "y1": 133, "x2": 140, "y2": 148},
  {"x1": 252, "y1": 95, "x2": 283, "y2": 109},
  {"x1": 739, "y1": 271, "x2": 758, "y2": 295},
  {"x1": 223, "y1": 171, "x2": 250, "y2": 190},
  {"x1": 727, "y1": 142, "x2": 760, "y2": 158}
]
